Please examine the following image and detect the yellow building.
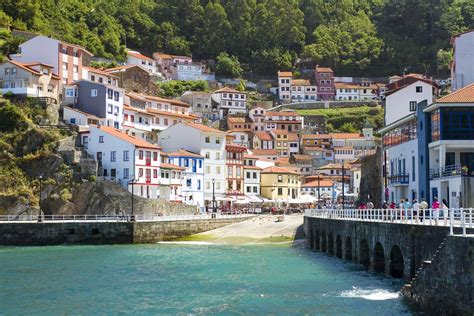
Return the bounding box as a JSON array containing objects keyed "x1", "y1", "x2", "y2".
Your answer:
[{"x1": 260, "y1": 166, "x2": 302, "y2": 200}]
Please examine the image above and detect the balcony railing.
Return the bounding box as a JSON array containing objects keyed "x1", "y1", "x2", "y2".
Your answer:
[
  {"x1": 388, "y1": 173, "x2": 409, "y2": 184},
  {"x1": 429, "y1": 164, "x2": 473, "y2": 180}
]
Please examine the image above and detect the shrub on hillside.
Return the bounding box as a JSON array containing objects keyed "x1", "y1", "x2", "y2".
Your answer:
[{"x1": 0, "y1": 103, "x2": 28, "y2": 132}]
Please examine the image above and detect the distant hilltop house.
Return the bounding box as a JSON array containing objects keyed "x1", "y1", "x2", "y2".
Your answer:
[
  {"x1": 277, "y1": 65, "x2": 335, "y2": 102},
  {"x1": 450, "y1": 29, "x2": 474, "y2": 92}
]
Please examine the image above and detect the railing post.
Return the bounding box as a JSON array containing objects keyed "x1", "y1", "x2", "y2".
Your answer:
[
  {"x1": 462, "y1": 212, "x2": 466, "y2": 237},
  {"x1": 470, "y1": 208, "x2": 473, "y2": 228},
  {"x1": 429, "y1": 209, "x2": 432, "y2": 226},
  {"x1": 449, "y1": 208, "x2": 454, "y2": 235}
]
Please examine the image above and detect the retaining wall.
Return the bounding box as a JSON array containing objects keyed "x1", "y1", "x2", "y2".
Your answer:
[{"x1": 0, "y1": 217, "x2": 249, "y2": 246}]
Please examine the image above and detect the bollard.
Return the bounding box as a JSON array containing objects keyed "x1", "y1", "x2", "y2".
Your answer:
[{"x1": 449, "y1": 209, "x2": 454, "y2": 235}]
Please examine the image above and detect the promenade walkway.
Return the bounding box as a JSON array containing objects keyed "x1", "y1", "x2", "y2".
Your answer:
[{"x1": 305, "y1": 208, "x2": 474, "y2": 236}]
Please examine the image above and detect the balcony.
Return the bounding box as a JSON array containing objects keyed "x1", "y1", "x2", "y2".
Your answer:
[
  {"x1": 429, "y1": 165, "x2": 474, "y2": 180},
  {"x1": 389, "y1": 174, "x2": 409, "y2": 185}
]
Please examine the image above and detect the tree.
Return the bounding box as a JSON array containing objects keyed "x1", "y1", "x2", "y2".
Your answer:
[
  {"x1": 216, "y1": 52, "x2": 243, "y2": 78},
  {"x1": 251, "y1": 48, "x2": 293, "y2": 75}
]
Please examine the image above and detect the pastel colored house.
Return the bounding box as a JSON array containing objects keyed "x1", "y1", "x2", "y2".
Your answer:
[{"x1": 260, "y1": 166, "x2": 302, "y2": 200}]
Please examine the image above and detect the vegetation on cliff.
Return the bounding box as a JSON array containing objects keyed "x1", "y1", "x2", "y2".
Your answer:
[{"x1": 1, "y1": 0, "x2": 473, "y2": 77}]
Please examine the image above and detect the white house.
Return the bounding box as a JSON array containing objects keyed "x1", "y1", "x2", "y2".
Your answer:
[
  {"x1": 249, "y1": 106, "x2": 266, "y2": 131},
  {"x1": 277, "y1": 71, "x2": 292, "y2": 101},
  {"x1": 384, "y1": 78, "x2": 436, "y2": 126},
  {"x1": 159, "y1": 163, "x2": 185, "y2": 203},
  {"x1": 212, "y1": 87, "x2": 247, "y2": 117},
  {"x1": 159, "y1": 122, "x2": 227, "y2": 205},
  {"x1": 167, "y1": 149, "x2": 205, "y2": 209},
  {"x1": 277, "y1": 71, "x2": 317, "y2": 102},
  {"x1": 424, "y1": 84, "x2": 474, "y2": 208},
  {"x1": 85, "y1": 125, "x2": 162, "y2": 199},
  {"x1": 63, "y1": 106, "x2": 100, "y2": 127},
  {"x1": 243, "y1": 155, "x2": 262, "y2": 196},
  {"x1": 302, "y1": 179, "x2": 335, "y2": 201},
  {"x1": 450, "y1": 30, "x2": 474, "y2": 91},
  {"x1": 126, "y1": 50, "x2": 160, "y2": 77},
  {"x1": 82, "y1": 66, "x2": 119, "y2": 87},
  {"x1": 11, "y1": 35, "x2": 93, "y2": 85}
]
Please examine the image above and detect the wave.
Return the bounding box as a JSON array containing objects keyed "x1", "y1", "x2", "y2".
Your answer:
[{"x1": 340, "y1": 287, "x2": 400, "y2": 301}]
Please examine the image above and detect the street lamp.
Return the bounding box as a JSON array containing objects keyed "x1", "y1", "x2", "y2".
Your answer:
[
  {"x1": 212, "y1": 178, "x2": 216, "y2": 213},
  {"x1": 317, "y1": 174, "x2": 321, "y2": 206},
  {"x1": 128, "y1": 177, "x2": 136, "y2": 222},
  {"x1": 38, "y1": 175, "x2": 43, "y2": 222},
  {"x1": 341, "y1": 164, "x2": 345, "y2": 209}
]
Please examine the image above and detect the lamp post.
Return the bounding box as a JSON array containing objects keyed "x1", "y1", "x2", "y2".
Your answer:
[
  {"x1": 212, "y1": 178, "x2": 216, "y2": 213},
  {"x1": 341, "y1": 164, "x2": 345, "y2": 209},
  {"x1": 317, "y1": 174, "x2": 321, "y2": 206},
  {"x1": 128, "y1": 177, "x2": 136, "y2": 222},
  {"x1": 38, "y1": 175, "x2": 43, "y2": 222}
]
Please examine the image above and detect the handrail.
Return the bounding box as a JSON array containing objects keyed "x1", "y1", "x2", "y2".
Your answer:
[
  {"x1": 304, "y1": 208, "x2": 473, "y2": 236},
  {"x1": 0, "y1": 213, "x2": 255, "y2": 223}
]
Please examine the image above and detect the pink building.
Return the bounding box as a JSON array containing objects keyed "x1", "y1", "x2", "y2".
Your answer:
[{"x1": 315, "y1": 66, "x2": 335, "y2": 101}]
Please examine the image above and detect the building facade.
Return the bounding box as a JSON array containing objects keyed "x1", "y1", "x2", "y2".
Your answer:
[{"x1": 450, "y1": 30, "x2": 474, "y2": 91}]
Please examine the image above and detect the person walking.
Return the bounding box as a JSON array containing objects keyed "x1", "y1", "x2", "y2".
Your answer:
[
  {"x1": 412, "y1": 199, "x2": 420, "y2": 223},
  {"x1": 404, "y1": 198, "x2": 412, "y2": 222},
  {"x1": 442, "y1": 198, "x2": 449, "y2": 225},
  {"x1": 432, "y1": 197, "x2": 440, "y2": 225},
  {"x1": 419, "y1": 199, "x2": 428, "y2": 222}
]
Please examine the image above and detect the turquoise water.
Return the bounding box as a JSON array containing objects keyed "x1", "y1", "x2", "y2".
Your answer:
[{"x1": 0, "y1": 242, "x2": 414, "y2": 315}]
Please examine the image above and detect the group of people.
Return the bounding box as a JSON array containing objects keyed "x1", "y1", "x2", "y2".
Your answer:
[{"x1": 357, "y1": 197, "x2": 450, "y2": 225}]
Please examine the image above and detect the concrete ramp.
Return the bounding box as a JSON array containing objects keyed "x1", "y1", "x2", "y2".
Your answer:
[{"x1": 179, "y1": 215, "x2": 305, "y2": 244}]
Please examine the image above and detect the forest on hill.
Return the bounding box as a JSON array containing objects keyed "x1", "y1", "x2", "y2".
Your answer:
[{"x1": 1, "y1": 0, "x2": 473, "y2": 77}]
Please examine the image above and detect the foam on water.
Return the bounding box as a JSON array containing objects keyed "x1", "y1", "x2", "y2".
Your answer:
[
  {"x1": 157, "y1": 241, "x2": 219, "y2": 245},
  {"x1": 340, "y1": 287, "x2": 400, "y2": 300}
]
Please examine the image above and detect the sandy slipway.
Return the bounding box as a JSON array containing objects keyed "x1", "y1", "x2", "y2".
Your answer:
[{"x1": 177, "y1": 215, "x2": 305, "y2": 244}]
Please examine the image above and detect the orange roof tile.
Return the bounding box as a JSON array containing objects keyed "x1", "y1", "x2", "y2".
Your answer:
[
  {"x1": 97, "y1": 126, "x2": 160, "y2": 149},
  {"x1": 262, "y1": 166, "x2": 301, "y2": 175},
  {"x1": 167, "y1": 149, "x2": 203, "y2": 158},
  {"x1": 287, "y1": 133, "x2": 299, "y2": 141},
  {"x1": 292, "y1": 79, "x2": 312, "y2": 86},
  {"x1": 265, "y1": 111, "x2": 301, "y2": 117},
  {"x1": 127, "y1": 51, "x2": 154, "y2": 61},
  {"x1": 146, "y1": 108, "x2": 196, "y2": 120},
  {"x1": 278, "y1": 71, "x2": 293, "y2": 77},
  {"x1": 214, "y1": 87, "x2": 245, "y2": 94},
  {"x1": 243, "y1": 165, "x2": 262, "y2": 170},
  {"x1": 293, "y1": 154, "x2": 312, "y2": 161},
  {"x1": 251, "y1": 149, "x2": 278, "y2": 156},
  {"x1": 254, "y1": 131, "x2": 273, "y2": 141},
  {"x1": 145, "y1": 95, "x2": 190, "y2": 107},
  {"x1": 85, "y1": 66, "x2": 119, "y2": 78},
  {"x1": 123, "y1": 105, "x2": 152, "y2": 115},
  {"x1": 437, "y1": 84, "x2": 474, "y2": 103},
  {"x1": 106, "y1": 64, "x2": 150, "y2": 73},
  {"x1": 316, "y1": 66, "x2": 333, "y2": 73},
  {"x1": 329, "y1": 133, "x2": 363, "y2": 139},
  {"x1": 160, "y1": 163, "x2": 185, "y2": 170},
  {"x1": 184, "y1": 122, "x2": 225, "y2": 134},
  {"x1": 303, "y1": 180, "x2": 334, "y2": 187}
]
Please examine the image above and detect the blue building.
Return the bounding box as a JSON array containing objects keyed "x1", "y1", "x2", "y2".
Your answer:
[{"x1": 167, "y1": 149, "x2": 205, "y2": 210}]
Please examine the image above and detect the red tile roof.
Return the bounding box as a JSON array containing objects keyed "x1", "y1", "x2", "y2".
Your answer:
[
  {"x1": 316, "y1": 66, "x2": 333, "y2": 73},
  {"x1": 127, "y1": 51, "x2": 154, "y2": 61},
  {"x1": 144, "y1": 95, "x2": 191, "y2": 107},
  {"x1": 303, "y1": 180, "x2": 334, "y2": 187},
  {"x1": 251, "y1": 149, "x2": 278, "y2": 156},
  {"x1": 106, "y1": 64, "x2": 150, "y2": 73},
  {"x1": 184, "y1": 122, "x2": 225, "y2": 134},
  {"x1": 436, "y1": 84, "x2": 474, "y2": 103},
  {"x1": 85, "y1": 66, "x2": 119, "y2": 78},
  {"x1": 265, "y1": 111, "x2": 301, "y2": 117},
  {"x1": 225, "y1": 144, "x2": 247, "y2": 152},
  {"x1": 97, "y1": 126, "x2": 161, "y2": 149},
  {"x1": 243, "y1": 165, "x2": 262, "y2": 170},
  {"x1": 293, "y1": 154, "x2": 313, "y2": 161},
  {"x1": 167, "y1": 149, "x2": 203, "y2": 158},
  {"x1": 145, "y1": 108, "x2": 196, "y2": 120},
  {"x1": 262, "y1": 166, "x2": 301, "y2": 175},
  {"x1": 214, "y1": 87, "x2": 245, "y2": 94},
  {"x1": 160, "y1": 163, "x2": 185, "y2": 170},
  {"x1": 292, "y1": 79, "x2": 312, "y2": 86},
  {"x1": 278, "y1": 71, "x2": 293, "y2": 77},
  {"x1": 254, "y1": 131, "x2": 273, "y2": 141}
]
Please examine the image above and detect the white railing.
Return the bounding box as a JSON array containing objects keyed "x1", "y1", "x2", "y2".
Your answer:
[
  {"x1": 0, "y1": 213, "x2": 254, "y2": 223},
  {"x1": 304, "y1": 208, "x2": 474, "y2": 236}
]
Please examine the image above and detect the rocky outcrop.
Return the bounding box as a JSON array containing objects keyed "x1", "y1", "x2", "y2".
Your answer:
[{"x1": 56, "y1": 180, "x2": 197, "y2": 216}]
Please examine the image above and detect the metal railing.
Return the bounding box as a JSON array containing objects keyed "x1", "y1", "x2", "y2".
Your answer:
[
  {"x1": 388, "y1": 173, "x2": 409, "y2": 184},
  {"x1": 0, "y1": 213, "x2": 254, "y2": 223},
  {"x1": 429, "y1": 164, "x2": 473, "y2": 180},
  {"x1": 305, "y1": 208, "x2": 474, "y2": 236}
]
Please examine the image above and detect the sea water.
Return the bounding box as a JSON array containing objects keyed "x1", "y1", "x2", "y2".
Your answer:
[{"x1": 0, "y1": 242, "x2": 415, "y2": 315}]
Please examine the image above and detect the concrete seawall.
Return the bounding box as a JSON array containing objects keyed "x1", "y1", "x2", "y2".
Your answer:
[{"x1": 0, "y1": 217, "x2": 249, "y2": 246}]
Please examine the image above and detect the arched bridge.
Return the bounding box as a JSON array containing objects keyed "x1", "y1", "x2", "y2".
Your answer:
[{"x1": 304, "y1": 208, "x2": 474, "y2": 280}]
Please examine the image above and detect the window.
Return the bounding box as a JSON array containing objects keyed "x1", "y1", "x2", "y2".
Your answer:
[
  {"x1": 107, "y1": 104, "x2": 113, "y2": 114},
  {"x1": 409, "y1": 101, "x2": 417, "y2": 112},
  {"x1": 48, "y1": 84, "x2": 54, "y2": 93},
  {"x1": 139, "y1": 150, "x2": 143, "y2": 159},
  {"x1": 123, "y1": 151, "x2": 129, "y2": 161},
  {"x1": 216, "y1": 166, "x2": 221, "y2": 174},
  {"x1": 73, "y1": 50, "x2": 79, "y2": 57},
  {"x1": 247, "y1": 186, "x2": 251, "y2": 193},
  {"x1": 416, "y1": 86, "x2": 422, "y2": 93},
  {"x1": 62, "y1": 62, "x2": 68, "y2": 70},
  {"x1": 5, "y1": 68, "x2": 10, "y2": 75},
  {"x1": 412, "y1": 156, "x2": 416, "y2": 181},
  {"x1": 236, "y1": 168, "x2": 241, "y2": 177},
  {"x1": 91, "y1": 89, "x2": 98, "y2": 97},
  {"x1": 253, "y1": 172, "x2": 257, "y2": 179},
  {"x1": 205, "y1": 136, "x2": 210, "y2": 143},
  {"x1": 99, "y1": 136, "x2": 104, "y2": 143},
  {"x1": 62, "y1": 47, "x2": 68, "y2": 54},
  {"x1": 70, "y1": 118, "x2": 76, "y2": 124},
  {"x1": 205, "y1": 166, "x2": 210, "y2": 173},
  {"x1": 153, "y1": 169, "x2": 158, "y2": 178},
  {"x1": 228, "y1": 166, "x2": 233, "y2": 176},
  {"x1": 215, "y1": 152, "x2": 220, "y2": 160},
  {"x1": 253, "y1": 186, "x2": 257, "y2": 193},
  {"x1": 123, "y1": 168, "x2": 129, "y2": 179},
  {"x1": 139, "y1": 168, "x2": 143, "y2": 177},
  {"x1": 110, "y1": 151, "x2": 116, "y2": 162},
  {"x1": 205, "y1": 152, "x2": 210, "y2": 159},
  {"x1": 186, "y1": 179, "x2": 192, "y2": 187},
  {"x1": 11, "y1": 68, "x2": 17, "y2": 75},
  {"x1": 73, "y1": 65, "x2": 78, "y2": 73},
  {"x1": 114, "y1": 91, "x2": 119, "y2": 101},
  {"x1": 153, "y1": 152, "x2": 158, "y2": 161},
  {"x1": 277, "y1": 175, "x2": 283, "y2": 182},
  {"x1": 107, "y1": 89, "x2": 113, "y2": 100},
  {"x1": 277, "y1": 188, "x2": 283, "y2": 195},
  {"x1": 246, "y1": 171, "x2": 251, "y2": 178}
]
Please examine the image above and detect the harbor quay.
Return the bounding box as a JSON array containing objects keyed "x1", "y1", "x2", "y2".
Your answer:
[
  {"x1": 0, "y1": 214, "x2": 253, "y2": 246},
  {"x1": 304, "y1": 208, "x2": 473, "y2": 316}
]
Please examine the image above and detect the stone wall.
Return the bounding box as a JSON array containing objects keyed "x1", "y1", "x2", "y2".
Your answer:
[
  {"x1": 274, "y1": 101, "x2": 379, "y2": 110},
  {"x1": 402, "y1": 235, "x2": 473, "y2": 316},
  {"x1": 359, "y1": 146, "x2": 383, "y2": 206},
  {"x1": 303, "y1": 216, "x2": 473, "y2": 280},
  {"x1": 0, "y1": 217, "x2": 249, "y2": 246}
]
